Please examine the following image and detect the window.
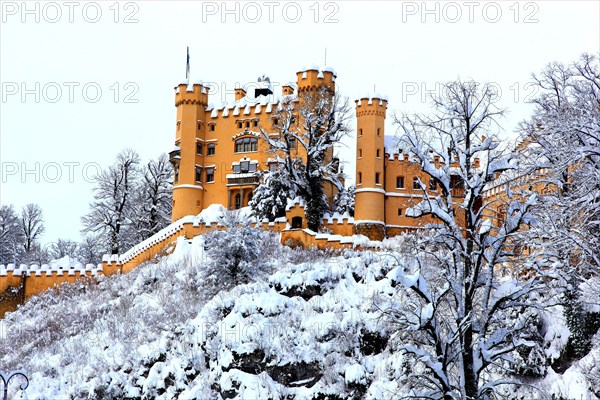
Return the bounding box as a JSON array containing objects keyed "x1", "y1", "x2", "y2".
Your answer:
[
  {"x1": 235, "y1": 137, "x2": 258, "y2": 153},
  {"x1": 398, "y1": 208, "x2": 402, "y2": 216},
  {"x1": 248, "y1": 163, "x2": 257, "y2": 172},
  {"x1": 375, "y1": 172, "x2": 380, "y2": 185},
  {"x1": 245, "y1": 121, "x2": 250, "y2": 128},
  {"x1": 359, "y1": 129, "x2": 363, "y2": 136},
  {"x1": 233, "y1": 164, "x2": 241, "y2": 174},
  {"x1": 253, "y1": 120, "x2": 258, "y2": 127},
  {"x1": 413, "y1": 177, "x2": 421, "y2": 190},
  {"x1": 376, "y1": 149, "x2": 380, "y2": 158},
  {"x1": 291, "y1": 216, "x2": 302, "y2": 229},
  {"x1": 195, "y1": 166, "x2": 202, "y2": 182},
  {"x1": 206, "y1": 168, "x2": 214, "y2": 183},
  {"x1": 358, "y1": 149, "x2": 362, "y2": 158},
  {"x1": 240, "y1": 160, "x2": 250, "y2": 173},
  {"x1": 210, "y1": 124, "x2": 215, "y2": 132},
  {"x1": 197, "y1": 122, "x2": 201, "y2": 131},
  {"x1": 358, "y1": 172, "x2": 362, "y2": 184},
  {"x1": 207, "y1": 144, "x2": 215, "y2": 156},
  {"x1": 396, "y1": 176, "x2": 404, "y2": 189},
  {"x1": 289, "y1": 137, "x2": 297, "y2": 149},
  {"x1": 174, "y1": 167, "x2": 179, "y2": 183},
  {"x1": 196, "y1": 143, "x2": 203, "y2": 155},
  {"x1": 269, "y1": 163, "x2": 277, "y2": 173},
  {"x1": 273, "y1": 118, "x2": 279, "y2": 126},
  {"x1": 377, "y1": 128, "x2": 381, "y2": 136},
  {"x1": 235, "y1": 193, "x2": 241, "y2": 209},
  {"x1": 238, "y1": 122, "x2": 243, "y2": 129},
  {"x1": 429, "y1": 178, "x2": 438, "y2": 191}
]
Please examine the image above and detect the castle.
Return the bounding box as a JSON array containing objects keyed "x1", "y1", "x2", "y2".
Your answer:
[{"x1": 169, "y1": 66, "x2": 469, "y2": 241}]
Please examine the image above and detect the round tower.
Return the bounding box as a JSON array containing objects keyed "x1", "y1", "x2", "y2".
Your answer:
[
  {"x1": 354, "y1": 94, "x2": 388, "y2": 241},
  {"x1": 296, "y1": 66, "x2": 336, "y2": 93},
  {"x1": 171, "y1": 82, "x2": 209, "y2": 221}
]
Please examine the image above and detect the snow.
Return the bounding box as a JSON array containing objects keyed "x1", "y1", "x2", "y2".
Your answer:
[{"x1": 2, "y1": 228, "x2": 599, "y2": 399}]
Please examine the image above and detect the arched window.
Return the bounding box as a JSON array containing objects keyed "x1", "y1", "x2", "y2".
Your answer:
[
  {"x1": 235, "y1": 137, "x2": 258, "y2": 153},
  {"x1": 235, "y1": 193, "x2": 241, "y2": 209}
]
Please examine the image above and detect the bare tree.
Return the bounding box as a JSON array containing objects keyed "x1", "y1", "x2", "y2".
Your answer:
[
  {"x1": 388, "y1": 80, "x2": 546, "y2": 399},
  {"x1": 81, "y1": 149, "x2": 140, "y2": 254},
  {"x1": 519, "y1": 53, "x2": 600, "y2": 275},
  {"x1": 49, "y1": 239, "x2": 79, "y2": 260},
  {"x1": 258, "y1": 86, "x2": 351, "y2": 230},
  {"x1": 75, "y1": 235, "x2": 103, "y2": 265},
  {"x1": 0, "y1": 204, "x2": 23, "y2": 263},
  {"x1": 133, "y1": 153, "x2": 173, "y2": 241},
  {"x1": 20, "y1": 203, "x2": 45, "y2": 254}
]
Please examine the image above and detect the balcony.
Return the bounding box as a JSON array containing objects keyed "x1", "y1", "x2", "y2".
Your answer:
[
  {"x1": 169, "y1": 147, "x2": 181, "y2": 165},
  {"x1": 226, "y1": 173, "x2": 260, "y2": 186}
]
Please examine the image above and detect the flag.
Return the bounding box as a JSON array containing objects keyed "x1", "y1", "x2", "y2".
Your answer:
[{"x1": 186, "y1": 46, "x2": 190, "y2": 83}]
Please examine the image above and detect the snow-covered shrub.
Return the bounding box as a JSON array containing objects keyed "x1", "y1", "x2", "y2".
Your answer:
[
  {"x1": 203, "y1": 227, "x2": 274, "y2": 288},
  {"x1": 249, "y1": 170, "x2": 293, "y2": 221},
  {"x1": 332, "y1": 185, "x2": 355, "y2": 216}
]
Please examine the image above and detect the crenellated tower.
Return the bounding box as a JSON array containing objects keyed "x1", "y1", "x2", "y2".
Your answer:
[
  {"x1": 354, "y1": 94, "x2": 388, "y2": 240},
  {"x1": 171, "y1": 82, "x2": 209, "y2": 221},
  {"x1": 296, "y1": 66, "x2": 336, "y2": 93}
]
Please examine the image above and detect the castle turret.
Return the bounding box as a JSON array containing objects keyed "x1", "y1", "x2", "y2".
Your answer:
[
  {"x1": 171, "y1": 82, "x2": 209, "y2": 221},
  {"x1": 296, "y1": 66, "x2": 336, "y2": 93},
  {"x1": 354, "y1": 94, "x2": 388, "y2": 240}
]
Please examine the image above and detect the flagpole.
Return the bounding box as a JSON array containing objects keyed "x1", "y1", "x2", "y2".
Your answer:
[{"x1": 186, "y1": 46, "x2": 190, "y2": 85}]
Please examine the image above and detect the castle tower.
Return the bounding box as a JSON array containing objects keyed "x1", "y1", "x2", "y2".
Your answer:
[
  {"x1": 171, "y1": 82, "x2": 209, "y2": 221},
  {"x1": 296, "y1": 66, "x2": 336, "y2": 93},
  {"x1": 354, "y1": 95, "x2": 388, "y2": 240}
]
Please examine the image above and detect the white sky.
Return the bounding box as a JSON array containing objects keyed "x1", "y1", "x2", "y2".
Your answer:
[{"x1": 1, "y1": 0, "x2": 598, "y2": 246}]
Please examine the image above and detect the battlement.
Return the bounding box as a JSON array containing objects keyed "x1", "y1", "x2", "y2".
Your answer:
[
  {"x1": 175, "y1": 82, "x2": 209, "y2": 107},
  {"x1": 296, "y1": 65, "x2": 336, "y2": 92},
  {"x1": 208, "y1": 96, "x2": 281, "y2": 119},
  {"x1": 355, "y1": 93, "x2": 388, "y2": 117},
  {"x1": 0, "y1": 261, "x2": 102, "y2": 277}
]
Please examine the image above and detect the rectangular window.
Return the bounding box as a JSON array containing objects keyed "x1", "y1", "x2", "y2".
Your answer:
[
  {"x1": 195, "y1": 166, "x2": 202, "y2": 182},
  {"x1": 245, "y1": 121, "x2": 250, "y2": 128},
  {"x1": 233, "y1": 164, "x2": 241, "y2": 174},
  {"x1": 240, "y1": 161, "x2": 250, "y2": 173},
  {"x1": 398, "y1": 208, "x2": 402, "y2": 216},
  {"x1": 396, "y1": 176, "x2": 404, "y2": 189},
  {"x1": 376, "y1": 149, "x2": 380, "y2": 158},
  {"x1": 196, "y1": 143, "x2": 203, "y2": 155},
  {"x1": 238, "y1": 122, "x2": 243, "y2": 129},
  {"x1": 413, "y1": 177, "x2": 421, "y2": 190},
  {"x1": 249, "y1": 163, "x2": 257, "y2": 172},
  {"x1": 210, "y1": 124, "x2": 215, "y2": 131},
  {"x1": 206, "y1": 168, "x2": 214, "y2": 183},
  {"x1": 174, "y1": 167, "x2": 179, "y2": 183},
  {"x1": 359, "y1": 149, "x2": 362, "y2": 158},
  {"x1": 358, "y1": 172, "x2": 362, "y2": 184},
  {"x1": 253, "y1": 120, "x2": 258, "y2": 127},
  {"x1": 375, "y1": 172, "x2": 380, "y2": 185},
  {"x1": 429, "y1": 179, "x2": 438, "y2": 191},
  {"x1": 207, "y1": 144, "x2": 215, "y2": 156}
]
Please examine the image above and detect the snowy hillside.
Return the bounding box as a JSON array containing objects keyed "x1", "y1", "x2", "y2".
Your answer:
[{"x1": 1, "y1": 232, "x2": 599, "y2": 399}]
